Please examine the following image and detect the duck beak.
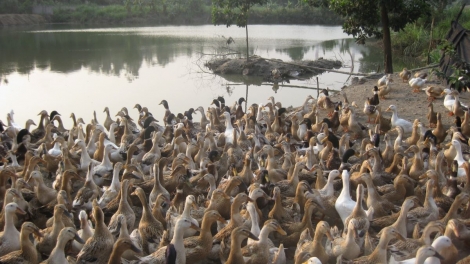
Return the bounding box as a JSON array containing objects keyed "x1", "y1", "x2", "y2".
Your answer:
[
  {"x1": 34, "y1": 228, "x2": 44, "y2": 238},
  {"x1": 218, "y1": 215, "x2": 227, "y2": 224},
  {"x1": 74, "y1": 234, "x2": 85, "y2": 244},
  {"x1": 248, "y1": 231, "x2": 259, "y2": 241},
  {"x1": 434, "y1": 251, "x2": 444, "y2": 260},
  {"x1": 64, "y1": 210, "x2": 73, "y2": 219},
  {"x1": 246, "y1": 197, "x2": 253, "y2": 202},
  {"x1": 15, "y1": 207, "x2": 26, "y2": 215},
  {"x1": 325, "y1": 230, "x2": 334, "y2": 241},
  {"x1": 277, "y1": 226, "x2": 287, "y2": 236},
  {"x1": 190, "y1": 222, "x2": 200, "y2": 231},
  {"x1": 130, "y1": 243, "x2": 142, "y2": 253},
  {"x1": 192, "y1": 203, "x2": 198, "y2": 210},
  {"x1": 418, "y1": 173, "x2": 428, "y2": 180},
  {"x1": 396, "y1": 232, "x2": 406, "y2": 241},
  {"x1": 385, "y1": 107, "x2": 391, "y2": 112}
]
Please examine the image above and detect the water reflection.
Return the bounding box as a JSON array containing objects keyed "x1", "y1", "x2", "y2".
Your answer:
[{"x1": 0, "y1": 25, "x2": 423, "y2": 127}]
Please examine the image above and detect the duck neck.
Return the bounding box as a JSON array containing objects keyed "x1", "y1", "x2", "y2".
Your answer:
[
  {"x1": 339, "y1": 173, "x2": 351, "y2": 199},
  {"x1": 119, "y1": 184, "x2": 131, "y2": 211},
  {"x1": 182, "y1": 200, "x2": 192, "y2": 219},
  {"x1": 289, "y1": 163, "x2": 302, "y2": 186},
  {"x1": 207, "y1": 177, "x2": 216, "y2": 199},
  {"x1": 101, "y1": 147, "x2": 112, "y2": 168},
  {"x1": 230, "y1": 199, "x2": 244, "y2": 226},
  {"x1": 321, "y1": 173, "x2": 335, "y2": 196},
  {"x1": 94, "y1": 212, "x2": 108, "y2": 236},
  {"x1": 442, "y1": 197, "x2": 463, "y2": 224},
  {"x1": 52, "y1": 236, "x2": 68, "y2": 258},
  {"x1": 56, "y1": 117, "x2": 66, "y2": 131},
  {"x1": 20, "y1": 230, "x2": 36, "y2": 262},
  {"x1": 79, "y1": 142, "x2": 91, "y2": 161},
  {"x1": 393, "y1": 203, "x2": 411, "y2": 237},
  {"x1": 421, "y1": 226, "x2": 439, "y2": 245},
  {"x1": 108, "y1": 245, "x2": 126, "y2": 264},
  {"x1": 301, "y1": 205, "x2": 313, "y2": 229},
  {"x1": 52, "y1": 213, "x2": 65, "y2": 237},
  {"x1": 248, "y1": 206, "x2": 260, "y2": 238},
  {"x1": 258, "y1": 225, "x2": 272, "y2": 245},
  {"x1": 138, "y1": 194, "x2": 152, "y2": 222},
  {"x1": 370, "y1": 232, "x2": 392, "y2": 261},
  {"x1": 10, "y1": 154, "x2": 19, "y2": 168},
  {"x1": 345, "y1": 226, "x2": 355, "y2": 244},
  {"x1": 37, "y1": 114, "x2": 46, "y2": 130},
  {"x1": 227, "y1": 233, "x2": 245, "y2": 264},
  {"x1": 111, "y1": 167, "x2": 120, "y2": 190},
  {"x1": 4, "y1": 210, "x2": 16, "y2": 235},
  {"x1": 352, "y1": 189, "x2": 364, "y2": 215},
  {"x1": 455, "y1": 143, "x2": 464, "y2": 162},
  {"x1": 150, "y1": 138, "x2": 161, "y2": 154},
  {"x1": 170, "y1": 224, "x2": 186, "y2": 260},
  {"x1": 108, "y1": 124, "x2": 117, "y2": 143}
]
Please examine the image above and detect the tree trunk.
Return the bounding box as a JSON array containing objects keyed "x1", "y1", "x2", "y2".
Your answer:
[
  {"x1": 380, "y1": 2, "x2": 393, "y2": 73},
  {"x1": 245, "y1": 24, "x2": 249, "y2": 62}
]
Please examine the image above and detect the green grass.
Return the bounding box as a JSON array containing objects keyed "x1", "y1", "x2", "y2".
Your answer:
[
  {"x1": 391, "y1": 5, "x2": 470, "y2": 62},
  {"x1": 49, "y1": 2, "x2": 342, "y2": 25}
]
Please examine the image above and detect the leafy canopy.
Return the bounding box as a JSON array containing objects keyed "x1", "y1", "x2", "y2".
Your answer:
[
  {"x1": 212, "y1": 0, "x2": 268, "y2": 27},
  {"x1": 309, "y1": 0, "x2": 430, "y2": 41}
]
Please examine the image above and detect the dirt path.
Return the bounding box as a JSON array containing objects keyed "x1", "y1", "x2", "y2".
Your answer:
[{"x1": 325, "y1": 71, "x2": 466, "y2": 142}]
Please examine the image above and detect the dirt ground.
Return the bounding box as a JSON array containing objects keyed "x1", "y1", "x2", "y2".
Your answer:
[{"x1": 324, "y1": 70, "x2": 467, "y2": 144}]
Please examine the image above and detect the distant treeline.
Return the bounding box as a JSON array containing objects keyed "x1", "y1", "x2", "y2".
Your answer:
[{"x1": 0, "y1": 0, "x2": 342, "y2": 25}]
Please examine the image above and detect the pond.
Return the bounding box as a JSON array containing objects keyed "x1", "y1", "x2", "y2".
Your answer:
[{"x1": 0, "y1": 24, "x2": 422, "y2": 127}]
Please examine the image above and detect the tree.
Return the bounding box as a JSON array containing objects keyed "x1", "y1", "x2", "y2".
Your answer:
[
  {"x1": 309, "y1": 0, "x2": 430, "y2": 73},
  {"x1": 212, "y1": 0, "x2": 267, "y2": 62}
]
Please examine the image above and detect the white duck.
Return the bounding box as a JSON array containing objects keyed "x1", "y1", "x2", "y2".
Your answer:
[
  {"x1": 313, "y1": 133, "x2": 326, "y2": 155},
  {"x1": 72, "y1": 210, "x2": 94, "y2": 254},
  {"x1": 378, "y1": 74, "x2": 392, "y2": 86},
  {"x1": 451, "y1": 139, "x2": 466, "y2": 177},
  {"x1": 424, "y1": 236, "x2": 452, "y2": 264},
  {"x1": 98, "y1": 162, "x2": 123, "y2": 208},
  {"x1": 48, "y1": 133, "x2": 62, "y2": 157},
  {"x1": 246, "y1": 202, "x2": 260, "y2": 245},
  {"x1": 223, "y1": 111, "x2": 235, "y2": 145},
  {"x1": 93, "y1": 144, "x2": 114, "y2": 186},
  {"x1": 442, "y1": 88, "x2": 468, "y2": 113},
  {"x1": 397, "y1": 246, "x2": 443, "y2": 264},
  {"x1": 73, "y1": 139, "x2": 100, "y2": 171},
  {"x1": 169, "y1": 195, "x2": 199, "y2": 238},
  {"x1": 386, "y1": 105, "x2": 413, "y2": 134},
  {"x1": 409, "y1": 77, "x2": 426, "y2": 93},
  {"x1": 335, "y1": 170, "x2": 356, "y2": 225}
]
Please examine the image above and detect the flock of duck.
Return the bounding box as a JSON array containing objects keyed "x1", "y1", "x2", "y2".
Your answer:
[{"x1": 0, "y1": 70, "x2": 470, "y2": 264}]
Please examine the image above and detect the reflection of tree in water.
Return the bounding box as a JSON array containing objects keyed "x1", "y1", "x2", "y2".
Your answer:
[
  {"x1": 0, "y1": 30, "x2": 208, "y2": 80},
  {"x1": 275, "y1": 46, "x2": 311, "y2": 61}
]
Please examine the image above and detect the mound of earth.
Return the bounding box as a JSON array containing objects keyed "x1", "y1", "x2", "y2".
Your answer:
[{"x1": 205, "y1": 56, "x2": 342, "y2": 82}]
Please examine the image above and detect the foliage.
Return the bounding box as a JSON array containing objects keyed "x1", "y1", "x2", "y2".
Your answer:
[
  {"x1": 212, "y1": 0, "x2": 268, "y2": 27},
  {"x1": 309, "y1": 0, "x2": 430, "y2": 42},
  {"x1": 391, "y1": 5, "x2": 470, "y2": 59},
  {"x1": 0, "y1": 0, "x2": 33, "y2": 14}
]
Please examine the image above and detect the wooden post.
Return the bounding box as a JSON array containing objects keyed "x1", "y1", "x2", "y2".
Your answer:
[
  {"x1": 245, "y1": 84, "x2": 248, "y2": 112},
  {"x1": 427, "y1": 16, "x2": 435, "y2": 65},
  {"x1": 316, "y1": 76, "x2": 319, "y2": 98}
]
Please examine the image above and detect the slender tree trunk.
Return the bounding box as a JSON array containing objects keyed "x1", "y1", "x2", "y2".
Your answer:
[
  {"x1": 380, "y1": 2, "x2": 393, "y2": 73},
  {"x1": 427, "y1": 16, "x2": 435, "y2": 64},
  {"x1": 246, "y1": 24, "x2": 249, "y2": 62}
]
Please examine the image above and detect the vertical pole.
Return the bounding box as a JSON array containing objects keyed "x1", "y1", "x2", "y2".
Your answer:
[
  {"x1": 245, "y1": 84, "x2": 249, "y2": 112},
  {"x1": 316, "y1": 76, "x2": 319, "y2": 98}
]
